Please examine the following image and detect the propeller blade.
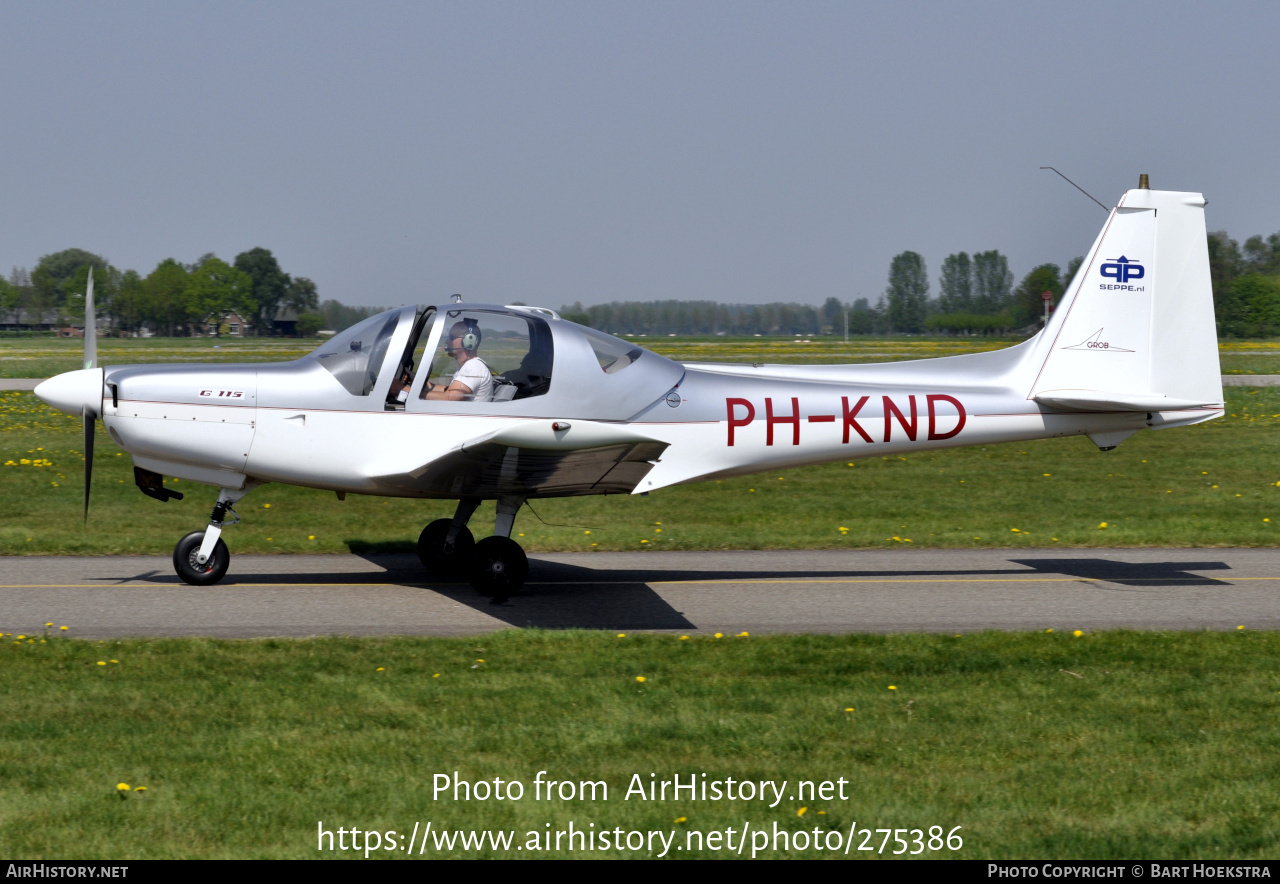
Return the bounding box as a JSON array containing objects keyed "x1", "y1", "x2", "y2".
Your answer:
[
  {"x1": 82, "y1": 406, "x2": 95, "y2": 523},
  {"x1": 83, "y1": 267, "x2": 96, "y2": 370}
]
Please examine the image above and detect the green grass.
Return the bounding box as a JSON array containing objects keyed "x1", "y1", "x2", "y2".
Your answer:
[
  {"x1": 1, "y1": 630, "x2": 1278, "y2": 858},
  {"x1": 3, "y1": 387, "x2": 1280, "y2": 555}
]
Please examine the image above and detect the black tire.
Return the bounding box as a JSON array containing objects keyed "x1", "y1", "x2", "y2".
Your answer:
[
  {"x1": 173, "y1": 530, "x2": 230, "y2": 586},
  {"x1": 417, "y1": 519, "x2": 475, "y2": 575},
  {"x1": 468, "y1": 536, "x2": 528, "y2": 597}
]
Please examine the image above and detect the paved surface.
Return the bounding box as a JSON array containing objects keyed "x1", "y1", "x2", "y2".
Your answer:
[
  {"x1": 2, "y1": 549, "x2": 1279, "y2": 638},
  {"x1": 6, "y1": 376, "x2": 1280, "y2": 392}
]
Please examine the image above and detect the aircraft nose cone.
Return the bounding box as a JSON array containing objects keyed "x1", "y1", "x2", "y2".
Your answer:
[{"x1": 34, "y1": 368, "x2": 104, "y2": 417}]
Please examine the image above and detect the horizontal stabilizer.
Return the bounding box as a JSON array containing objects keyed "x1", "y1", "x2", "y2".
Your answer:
[{"x1": 1034, "y1": 389, "x2": 1218, "y2": 413}]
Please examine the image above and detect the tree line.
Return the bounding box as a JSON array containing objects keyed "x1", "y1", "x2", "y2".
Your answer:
[
  {"x1": 563, "y1": 226, "x2": 1280, "y2": 338},
  {"x1": 6, "y1": 227, "x2": 1277, "y2": 339},
  {"x1": 0, "y1": 247, "x2": 323, "y2": 336}
]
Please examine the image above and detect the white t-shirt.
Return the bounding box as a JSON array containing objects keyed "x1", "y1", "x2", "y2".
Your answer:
[{"x1": 453, "y1": 357, "x2": 493, "y2": 402}]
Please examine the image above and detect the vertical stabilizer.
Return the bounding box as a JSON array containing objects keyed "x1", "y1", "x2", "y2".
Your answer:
[{"x1": 1029, "y1": 187, "x2": 1222, "y2": 411}]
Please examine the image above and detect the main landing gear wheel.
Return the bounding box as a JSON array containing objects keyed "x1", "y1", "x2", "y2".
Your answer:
[
  {"x1": 418, "y1": 519, "x2": 476, "y2": 576},
  {"x1": 173, "y1": 530, "x2": 230, "y2": 586},
  {"x1": 468, "y1": 536, "x2": 528, "y2": 598}
]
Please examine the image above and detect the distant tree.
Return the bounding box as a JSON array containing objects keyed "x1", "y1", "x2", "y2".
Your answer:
[
  {"x1": 1221, "y1": 274, "x2": 1280, "y2": 337},
  {"x1": 319, "y1": 299, "x2": 382, "y2": 333},
  {"x1": 185, "y1": 253, "x2": 217, "y2": 273},
  {"x1": 187, "y1": 258, "x2": 255, "y2": 333},
  {"x1": 820, "y1": 297, "x2": 844, "y2": 334},
  {"x1": 559, "y1": 301, "x2": 590, "y2": 326},
  {"x1": 1242, "y1": 232, "x2": 1280, "y2": 276},
  {"x1": 1062, "y1": 256, "x2": 1084, "y2": 289},
  {"x1": 938, "y1": 252, "x2": 973, "y2": 314},
  {"x1": 8, "y1": 267, "x2": 35, "y2": 328},
  {"x1": 296, "y1": 312, "x2": 325, "y2": 336},
  {"x1": 971, "y1": 250, "x2": 1012, "y2": 314},
  {"x1": 113, "y1": 270, "x2": 148, "y2": 334},
  {"x1": 885, "y1": 251, "x2": 929, "y2": 333},
  {"x1": 234, "y1": 248, "x2": 291, "y2": 333},
  {"x1": 31, "y1": 248, "x2": 116, "y2": 325},
  {"x1": 283, "y1": 276, "x2": 319, "y2": 314},
  {"x1": 1207, "y1": 231, "x2": 1241, "y2": 329},
  {"x1": 0, "y1": 277, "x2": 15, "y2": 324},
  {"x1": 1011, "y1": 264, "x2": 1063, "y2": 328},
  {"x1": 144, "y1": 259, "x2": 192, "y2": 335},
  {"x1": 848, "y1": 297, "x2": 877, "y2": 334}
]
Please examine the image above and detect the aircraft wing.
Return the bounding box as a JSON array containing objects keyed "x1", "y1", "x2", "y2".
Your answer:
[{"x1": 392, "y1": 419, "x2": 669, "y2": 498}]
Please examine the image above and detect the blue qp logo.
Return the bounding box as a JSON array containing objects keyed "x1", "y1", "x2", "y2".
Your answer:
[{"x1": 1100, "y1": 256, "x2": 1144, "y2": 283}]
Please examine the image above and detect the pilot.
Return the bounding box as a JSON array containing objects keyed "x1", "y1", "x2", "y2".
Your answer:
[{"x1": 423, "y1": 319, "x2": 493, "y2": 402}]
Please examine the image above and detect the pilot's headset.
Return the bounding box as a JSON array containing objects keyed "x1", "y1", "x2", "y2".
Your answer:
[{"x1": 459, "y1": 319, "x2": 481, "y2": 352}]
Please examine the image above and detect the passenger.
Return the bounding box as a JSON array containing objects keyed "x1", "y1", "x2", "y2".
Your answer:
[{"x1": 423, "y1": 320, "x2": 493, "y2": 402}]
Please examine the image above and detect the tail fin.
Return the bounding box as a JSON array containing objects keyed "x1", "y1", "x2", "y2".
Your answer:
[{"x1": 1028, "y1": 187, "x2": 1222, "y2": 416}]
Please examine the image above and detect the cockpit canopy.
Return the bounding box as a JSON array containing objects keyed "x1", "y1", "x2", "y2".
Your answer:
[{"x1": 303, "y1": 303, "x2": 684, "y2": 421}]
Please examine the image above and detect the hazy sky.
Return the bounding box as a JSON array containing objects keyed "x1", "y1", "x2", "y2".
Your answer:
[{"x1": 3, "y1": 1, "x2": 1278, "y2": 309}]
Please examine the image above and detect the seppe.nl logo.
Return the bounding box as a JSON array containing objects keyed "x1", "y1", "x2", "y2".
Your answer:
[{"x1": 1099, "y1": 255, "x2": 1145, "y2": 290}]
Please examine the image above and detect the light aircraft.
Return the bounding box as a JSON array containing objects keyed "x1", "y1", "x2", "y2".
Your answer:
[{"x1": 35, "y1": 180, "x2": 1223, "y2": 595}]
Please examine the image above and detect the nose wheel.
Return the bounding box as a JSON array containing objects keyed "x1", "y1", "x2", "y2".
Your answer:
[{"x1": 173, "y1": 530, "x2": 230, "y2": 586}]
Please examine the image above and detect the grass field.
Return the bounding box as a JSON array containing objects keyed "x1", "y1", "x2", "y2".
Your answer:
[{"x1": 2, "y1": 630, "x2": 1279, "y2": 859}]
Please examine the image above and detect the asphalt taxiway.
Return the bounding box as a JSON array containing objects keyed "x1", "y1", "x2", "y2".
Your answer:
[{"x1": 2, "y1": 548, "x2": 1278, "y2": 638}]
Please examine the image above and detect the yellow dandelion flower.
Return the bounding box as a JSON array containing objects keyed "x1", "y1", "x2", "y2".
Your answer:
[
  {"x1": 797, "y1": 807, "x2": 807, "y2": 817},
  {"x1": 60, "y1": 626, "x2": 67, "y2": 631},
  {"x1": 1045, "y1": 628, "x2": 1054, "y2": 633},
  {"x1": 640, "y1": 539, "x2": 648, "y2": 543},
  {"x1": 845, "y1": 707, "x2": 854, "y2": 712},
  {"x1": 635, "y1": 676, "x2": 647, "y2": 683},
  {"x1": 97, "y1": 661, "x2": 106, "y2": 666},
  {"x1": 1098, "y1": 522, "x2": 1107, "y2": 529},
  {"x1": 45, "y1": 622, "x2": 53, "y2": 627},
  {"x1": 16, "y1": 635, "x2": 24, "y2": 640},
  {"x1": 737, "y1": 631, "x2": 749, "y2": 637},
  {"x1": 308, "y1": 535, "x2": 315, "y2": 540},
  {"x1": 584, "y1": 530, "x2": 590, "y2": 535},
  {"x1": 116, "y1": 783, "x2": 130, "y2": 791},
  {"x1": 433, "y1": 673, "x2": 440, "y2": 678},
  {"x1": 134, "y1": 786, "x2": 147, "y2": 792},
  {"x1": 617, "y1": 633, "x2": 626, "y2": 638},
  {"x1": 376, "y1": 667, "x2": 385, "y2": 671},
  {"x1": 714, "y1": 633, "x2": 723, "y2": 639},
  {"x1": 110, "y1": 660, "x2": 118, "y2": 664},
  {"x1": 679, "y1": 635, "x2": 689, "y2": 640},
  {"x1": 476, "y1": 659, "x2": 484, "y2": 663},
  {"x1": 888, "y1": 685, "x2": 897, "y2": 690},
  {"x1": 263, "y1": 503, "x2": 270, "y2": 508},
  {"x1": 1238, "y1": 625, "x2": 1245, "y2": 630},
  {"x1": 1073, "y1": 630, "x2": 1083, "y2": 637}
]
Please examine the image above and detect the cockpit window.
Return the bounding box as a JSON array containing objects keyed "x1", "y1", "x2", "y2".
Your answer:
[
  {"x1": 423, "y1": 310, "x2": 553, "y2": 402},
  {"x1": 579, "y1": 326, "x2": 644, "y2": 374},
  {"x1": 310, "y1": 309, "x2": 401, "y2": 396}
]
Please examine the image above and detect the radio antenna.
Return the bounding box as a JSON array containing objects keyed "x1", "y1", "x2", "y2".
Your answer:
[{"x1": 1039, "y1": 167, "x2": 1109, "y2": 213}]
